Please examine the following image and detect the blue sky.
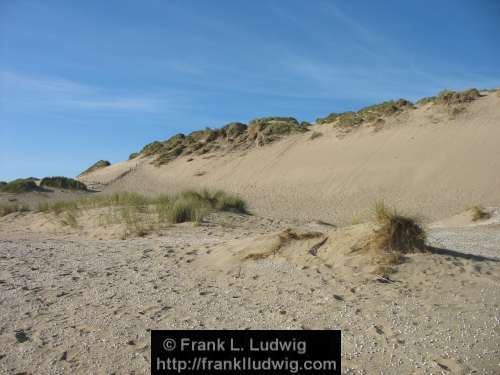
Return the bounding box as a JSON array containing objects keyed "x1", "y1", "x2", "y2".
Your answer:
[{"x1": 1, "y1": 0, "x2": 500, "y2": 181}]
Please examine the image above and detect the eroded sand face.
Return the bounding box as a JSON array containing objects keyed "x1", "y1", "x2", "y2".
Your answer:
[{"x1": 1, "y1": 211, "x2": 499, "y2": 374}]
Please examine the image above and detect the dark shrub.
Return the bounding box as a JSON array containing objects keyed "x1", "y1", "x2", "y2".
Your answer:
[
  {"x1": 0, "y1": 179, "x2": 39, "y2": 193},
  {"x1": 40, "y1": 177, "x2": 87, "y2": 191}
]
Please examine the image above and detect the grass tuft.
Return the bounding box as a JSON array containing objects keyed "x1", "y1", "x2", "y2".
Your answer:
[
  {"x1": 372, "y1": 201, "x2": 427, "y2": 255},
  {"x1": 471, "y1": 206, "x2": 491, "y2": 222},
  {"x1": 0, "y1": 203, "x2": 29, "y2": 217}
]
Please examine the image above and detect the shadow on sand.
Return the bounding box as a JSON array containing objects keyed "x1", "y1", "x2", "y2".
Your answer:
[{"x1": 428, "y1": 246, "x2": 499, "y2": 262}]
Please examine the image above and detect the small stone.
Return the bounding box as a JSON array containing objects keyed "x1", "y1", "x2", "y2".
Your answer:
[{"x1": 15, "y1": 330, "x2": 29, "y2": 343}]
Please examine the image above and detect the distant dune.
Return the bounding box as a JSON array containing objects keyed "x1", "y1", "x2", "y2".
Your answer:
[{"x1": 78, "y1": 89, "x2": 500, "y2": 224}]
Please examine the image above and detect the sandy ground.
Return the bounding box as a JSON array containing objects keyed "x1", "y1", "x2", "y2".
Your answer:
[
  {"x1": 1, "y1": 209, "x2": 499, "y2": 374},
  {"x1": 2, "y1": 91, "x2": 500, "y2": 374},
  {"x1": 79, "y1": 92, "x2": 500, "y2": 225}
]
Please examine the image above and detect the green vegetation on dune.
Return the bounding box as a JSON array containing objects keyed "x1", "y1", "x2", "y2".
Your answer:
[
  {"x1": 0, "y1": 179, "x2": 39, "y2": 193},
  {"x1": 37, "y1": 189, "x2": 247, "y2": 231},
  {"x1": 316, "y1": 99, "x2": 413, "y2": 126},
  {"x1": 139, "y1": 118, "x2": 308, "y2": 166},
  {"x1": 40, "y1": 177, "x2": 87, "y2": 191},
  {"x1": 79, "y1": 160, "x2": 111, "y2": 176},
  {"x1": 0, "y1": 202, "x2": 29, "y2": 216},
  {"x1": 416, "y1": 88, "x2": 481, "y2": 106},
  {"x1": 134, "y1": 87, "x2": 486, "y2": 166}
]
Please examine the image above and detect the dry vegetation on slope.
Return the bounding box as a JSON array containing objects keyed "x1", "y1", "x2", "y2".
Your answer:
[
  {"x1": 137, "y1": 117, "x2": 309, "y2": 167},
  {"x1": 118, "y1": 88, "x2": 485, "y2": 169}
]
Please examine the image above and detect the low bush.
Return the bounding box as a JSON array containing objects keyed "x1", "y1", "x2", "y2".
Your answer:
[
  {"x1": 0, "y1": 179, "x2": 39, "y2": 193},
  {"x1": 40, "y1": 177, "x2": 87, "y2": 191}
]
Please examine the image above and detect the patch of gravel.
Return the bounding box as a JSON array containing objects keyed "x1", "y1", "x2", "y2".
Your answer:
[{"x1": 428, "y1": 226, "x2": 500, "y2": 260}]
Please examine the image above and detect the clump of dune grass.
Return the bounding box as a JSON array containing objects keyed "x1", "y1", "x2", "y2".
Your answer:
[
  {"x1": 471, "y1": 206, "x2": 491, "y2": 222},
  {"x1": 372, "y1": 202, "x2": 427, "y2": 255},
  {"x1": 199, "y1": 189, "x2": 247, "y2": 213},
  {"x1": 161, "y1": 196, "x2": 210, "y2": 224},
  {"x1": 0, "y1": 203, "x2": 29, "y2": 217},
  {"x1": 155, "y1": 189, "x2": 246, "y2": 224},
  {"x1": 359, "y1": 202, "x2": 427, "y2": 276}
]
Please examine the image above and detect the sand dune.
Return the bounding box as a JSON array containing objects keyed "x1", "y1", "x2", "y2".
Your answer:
[{"x1": 80, "y1": 91, "x2": 500, "y2": 225}]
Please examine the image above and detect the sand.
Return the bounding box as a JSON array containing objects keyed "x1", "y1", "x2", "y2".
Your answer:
[{"x1": 1, "y1": 208, "x2": 499, "y2": 374}]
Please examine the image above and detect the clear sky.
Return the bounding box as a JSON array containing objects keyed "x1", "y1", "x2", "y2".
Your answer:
[{"x1": 1, "y1": 0, "x2": 500, "y2": 181}]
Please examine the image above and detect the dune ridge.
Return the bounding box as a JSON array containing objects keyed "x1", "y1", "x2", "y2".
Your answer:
[{"x1": 79, "y1": 90, "x2": 500, "y2": 224}]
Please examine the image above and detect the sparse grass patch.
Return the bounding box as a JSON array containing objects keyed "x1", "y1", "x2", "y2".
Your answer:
[
  {"x1": 245, "y1": 228, "x2": 324, "y2": 260},
  {"x1": 61, "y1": 210, "x2": 78, "y2": 227},
  {"x1": 471, "y1": 206, "x2": 491, "y2": 222},
  {"x1": 37, "y1": 189, "x2": 247, "y2": 234},
  {"x1": 316, "y1": 113, "x2": 339, "y2": 124},
  {"x1": 37, "y1": 201, "x2": 50, "y2": 212},
  {"x1": 0, "y1": 203, "x2": 29, "y2": 217},
  {"x1": 50, "y1": 201, "x2": 79, "y2": 216}
]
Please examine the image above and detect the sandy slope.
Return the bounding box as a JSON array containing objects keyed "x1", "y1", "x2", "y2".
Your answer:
[
  {"x1": 0, "y1": 210, "x2": 499, "y2": 374},
  {"x1": 79, "y1": 92, "x2": 500, "y2": 225}
]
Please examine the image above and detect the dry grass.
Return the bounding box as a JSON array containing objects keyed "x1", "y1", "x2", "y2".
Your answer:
[
  {"x1": 245, "y1": 228, "x2": 323, "y2": 260},
  {"x1": 372, "y1": 202, "x2": 427, "y2": 255},
  {"x1": 471, "y1": 206, "x2": 491, "y2": 221},
  {"x1": 36, "y1": 190, "x2": 246, "y2": 233},
  {"x1": 361, "y1": 202, "x2": 428, "y2": 274},
  {"x1": 0, "y1": 203, "x2": 29, "y2": 217},
  {"x1": 0, "y1": 179, "x2": 39, "y2": 193},
  {"x1": 40, "y1": 177, "x2": 87, "y2": 191}
]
